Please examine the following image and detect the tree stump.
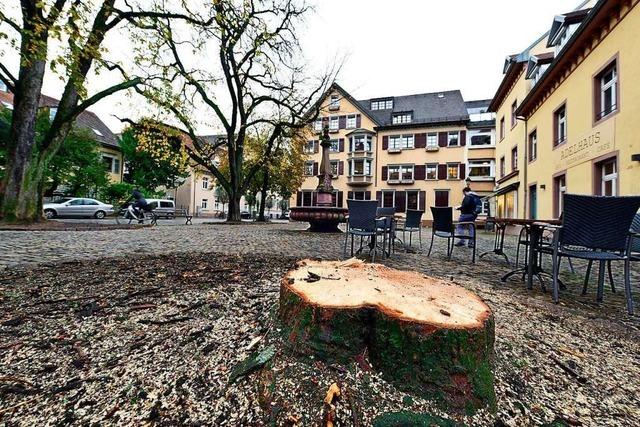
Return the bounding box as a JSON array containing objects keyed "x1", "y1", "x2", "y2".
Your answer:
[{"x1": 279, "y1": 259, "x2": 496, "y2": 413}]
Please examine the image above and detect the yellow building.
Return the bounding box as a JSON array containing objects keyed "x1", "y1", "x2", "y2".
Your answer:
[{"x1": 294, "y1": 84, "x2": 496, "y2": 223}]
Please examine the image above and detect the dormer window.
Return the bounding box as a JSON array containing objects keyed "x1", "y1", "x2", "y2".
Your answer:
[
  {"x1": 371, "y1": 99, "x2": 393, "y2": 110},
  {"x1": 329, "y1": 94, "x2": 340, "y2": 110},
  {"x1": 392, "y1": 112, "x2": 412, "y2": 124}
]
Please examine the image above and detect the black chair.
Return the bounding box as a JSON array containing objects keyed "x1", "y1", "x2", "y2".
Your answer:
[
  {"x1": 343, "y1": 200, "x2": 379, "y2": 262},
  {"x1": 548, "y1": 194, "x2": 640, "y2": 315},
  {"x1": 427, "y1": 207, "x2": 476, "y2": 263},
  {"x1": 396, "y1": 209, "x2": 424, "y2": 250},
  {"x1": 376, "y1": 207, "x2": 396, "y2": 258}
]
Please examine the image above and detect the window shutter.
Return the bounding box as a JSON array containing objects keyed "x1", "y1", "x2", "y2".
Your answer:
[
  {"x1": 312, "y1": 192, "x2": 317, "y2": 206},
  {"x1": 339, "y1": 138, "x2": 344, "y2": 152},
  {"x1": 376, "y1": 191, "x2": 382, "y2": 207},
  {"x1": 395, "y1": 191, "x2": 406, "y2": 213},
  {"x1": 356, "y1": 114, "x2": 361, "y2": 128},
  {"x1": 438, "y1": 132, "x2": 448, "y2": 147},
  {"x1": 435, "y1": 190, "x2": 449, "y2": 207},
  {"x1": 382, "y1": 136, "x2": 389, "y2": 150},
  {"x1": 419, "y1": 191, "x2": 426, "y2": 211},
  {"x1": 338, "y1": 161, "x2": 344, "y2": 175},
  {"x1": 414, "y1": 164, "x2": 426, "y2": 180},
  {"x1": 459, "y1": 163, "x2": 466, "y2": 180},
  {"x1": 313, "y1": 162, "x2": 318, "y2": 176},
  {"x1": 296, "y1": 191, "x2": 302, "y2": 207},
  {"x1": 314, "y1": 140, "x2": 319, "y2": 153},
  {"x1": 460, "y1": 130, "x2": 467, "y2": 146},
  {"x1": 365, "y1": 191, "x2": 371, "y2": 200},
  {"x1": 381, "y1": 166, "x2": 388, "y2": 181},
  {"x1": 415, "y1": 133, "x2": 426, "y2": 148},
  {"x1": 337, "y1": 191, "x2": 343, "y2": 207},
  {"x1": 339, "y1": 116, "x2": 346, "y2": 129},
  {"x1": 437, "y1": 164, "x2": 447, "y2": 180},
  {"x1": 347, "y1": 191, "x2": 354, "y2": 200}
]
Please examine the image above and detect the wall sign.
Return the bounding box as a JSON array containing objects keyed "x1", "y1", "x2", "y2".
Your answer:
[{"x1": 555, "y1": 119, "x2": 615, "y2": 170}]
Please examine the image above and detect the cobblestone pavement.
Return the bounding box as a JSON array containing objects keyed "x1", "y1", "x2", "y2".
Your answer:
[{"x1": 1, "y1": 221, "x2": 639, "y2": 321}]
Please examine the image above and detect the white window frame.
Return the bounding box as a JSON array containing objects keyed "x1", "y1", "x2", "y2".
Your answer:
[
  {"x1": 304, "y1": 161, "x2": 314, "y2": 176},
  {"x1": 329, "y1": 94, "x2": 340, "y2": 110},
  {"x1": 392, "y1": 113, "x2": 412, "y2": 124},
  {"x1": 202, "y1": 176, "x2": 209, "y2": 189},
  {"x1": 467, "y1": 159, "x2": 495, "y2": 181},
  {"x1": 329, "y1": 160, "x2": 339, "y2": 178},
  {"x1": 426, "y1": 133, "x2": 438, "y2": 149},
  {"x1": 346, "y1": 115, "x2": 357, "y2": 129},
  {"x1": 529, "y1": 131, "x2": 537, "y2": 161},
  {"x1": 102, "y1": 154, "x2": 120, "y2": 174},
  {"x1": 350, "y1": 134, "x2": 371, "y2": 152},
  {"x1": 447, "y1": 131, "x2": 460, "y2": 146},
  {"x1": 329, "y1": 139, "x2": 340, "y2": 152},
  {"x1": 446, "y1": 162, "x2": 459, "y2": 180},
  {"x1": 49, "y1": 107, "x2": 58, "y2": 122},
  {"x1": 201, "y1": 199, "x2": 208, "y2": 209},
  {"x1": 313, "y1": 119, "x2": 323, "y2": 132},
  {"x1": 329, "y1": 116, "x2": 339, "y2": 131},
  {"x1": 381, "y1": 190, "x2": 395, "y2": 208},
  {"x1": 426, "y1": 163, "x2": 438, "y2": 180},
  {"x1": 304, "y1": 140, "x2": 316, "y2": 154},
  {"x1": 349, "y1": 159, "x2": 371, "y2": 176},
  {"x1": 406, "y1": 190, "x2": 421, "y2": 211},
  {"x1": 601, "y1": 159, "x2": 618, "y2": 196},
  {"x1": 469, "y1": 130, "x2": 494, "y2": 148},
  {"x1": 556, "y1": 106, "x2": 567, "y2": 144},
  {"x1": 600, "y1": 65, "x2": 617, "y2": 118}
]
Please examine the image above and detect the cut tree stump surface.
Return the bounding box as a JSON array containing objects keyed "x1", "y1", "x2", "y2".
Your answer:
[{"x1": 279, "y1": 259, "x2": 496, "y2": 413}]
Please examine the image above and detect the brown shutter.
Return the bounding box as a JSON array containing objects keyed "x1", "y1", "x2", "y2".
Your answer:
[
  {"x1": 347, "y1": 191, "x2": 353, "y2": 200},
  {"x1": 460, "y1": 130, "x2": 467, "y2": 146},
  {"x1": 339, "y1": 116, "x2": 346, "y2": 129},
  {"x1": 296, "y1": 191, "x2": 302, "y2": 207},
  {"x1": 414, "y1": 164, "x2": 426, "y2": 180},
  {"x1": 437, "y1": 164, "x2": 447, "y2": 180},
  {"x1": 312, "y1": 192, "x2": 317, "y2": 206},
  {"x1": 459, "y1": 163, "x2": 466, "y2": 180},
  {"x1": 415, "y1": 133, "x2": 426, "y2": 148},
  {"x1": 356, "y1": 114, "x2": 361, "y2": 128},
  {"x1": 337, "y1": 191, "x2": 343, "y2": 207},
  {"x1": 435, "y1": 190, "x2": 449, "y2": 207},
  {"x1": 395, "y1": 191, "x2": 406, "y2": 213},
  {"x1": 365, "y1": 191, "x2": 371, "y2": 200},
  {"x1": 381, "y1": 166, "x2": 388, "y2": 181},
  {"x1": 313, "y1": 162, "x2": 318, "y2": 176},
  {"x1": 339, "y1": 138, "x2": 344, "y2": 152},
  {"x1": 338, "y1": 161, "x2": 344, "y2": 175},
  {"x1": 382, "y1": 136, "x2": 388, "y2": 150},
  {"x1": 314, "y1": 140, "x2": 319, "y2": 153},
  {"x1": 376, "y1": 191, "x2": 382, "y2": 207},
  {"x1": 419, "y1": 191, "x2": 426, "y2": 211},
  {"x1": 438, "y1": 132, "x2": 448, "y2": 147}
]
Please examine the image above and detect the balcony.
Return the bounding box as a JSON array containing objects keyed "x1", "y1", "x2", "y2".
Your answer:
[
  {"x1": 426, "y1": 146, "x2": 439, "y2": 152},
  {"x1": 347, "y1": 175, "x2": 373, "y2": 186},
  {"x1": 387, "y1": 178, "x2": 415, "y2": 185},
  {"x1": 348, "y1": 150, "x2": 373, "y2": 159}
]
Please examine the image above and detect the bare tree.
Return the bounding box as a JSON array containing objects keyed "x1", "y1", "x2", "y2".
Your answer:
[
  {"x1": 0, "y1": 0, "x2": 207, "y2": 222},
  {"x1": 135, "y1": 0, "x2": 337, "y2": 222}
]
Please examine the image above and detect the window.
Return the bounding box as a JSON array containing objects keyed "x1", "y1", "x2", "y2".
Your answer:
[
  {"x1": 371, "y1": 99, "x2": 393, "y2": 110},
  {"x1": 387, "y1": 165, "x2": 413, "y2": 182},
  {"x1": 302, "y1": 191, "x2": 313, "y2": 207},
  {"x1": 435, "y1": 190, "x2": 449, "y2": 207},
  {"x1": 388, "y1": 165, "x2": 400, "y2": 181},
  {"x1": 553, "y1": 174, "x2": 567, "y2": 218},
  {"x1": 499, "y1": 116, "x2": 505, "y2": 140},
  {"x1": 477, "y1": 197, "x2": 491, "y2": 216},
  {"x1": 350, "y1": 134, "x2": 371, "y2": 152},
  {"x1": 511, "y1": 147, "x2": 518, "y2": 171},
  {"x1": 202, "y1": 176, "x2": 209, "y2": 189},
  {"x1": 346, "y1": 115, "x2": 357, "y2": 129},
  {"x1": 388, "y1": 134, "x2": 414, "y2": 150},
  {"x1": 554, "y1": 104, "x2": 567, "y2": 146},
  {"x1": 68, "y1": 199, "x2": 84, "y2": 206},
  {"x1": 304, "y1": 140, "x2": 316, "y2": 154},
  {"x1": 595, "y1": 60, "x2": 618, "y2": 121},
  {"x1": 407, "y1": 190, "x2": 419, "y2": 211},
  {"x1": 500, "y1": 156, "x2": 505, "y2": 178},
  {"x1": 392, "y1": 112, "x2": 412, "y2": 124},
  {"x1": 329, "y1": 94, "x2": 340, "y2": 110},
  {"x1": 329, "y1": 116, "x2": 339, "y2": 131},
  {"x1": 351, "y1": 191, "x2": 367, "y2": 200},
  {"x1": 329, "y1": 160, "x2": 339, "y2": 177},
  {"x1": 313, "y1": 119, "x2": 323, "y2": 132},
  {"x1": 447, "y1": 131, "x2": 459, "y2": 146},
  {"x1": 329, "y1": 139, "x2": 340, "y2": 152},
  {"x1": 102, "y1": 155, "x2": 120, "y2": 174},
  {"x1": 470, "y1": 133, "x2": 492, "y2": 146},
  {"x1": 426, "y1": 163, "x2": 438, "y2": 180},
  {"x1": 446, "y1": 163, "x2": 459, "y2": 180},
  {"x1": 426, "y1": 133, "x2": 438, "y2": 149},
  {"x1": 511, "y1": 100, "x2": 518, "y2": 127},
  {"x1": 92, "y1": 128, "x2": 103, "y2": 137},
  {"x1": 468, "y1": 160, "x2": 494, "y2": 180},
  {"x1": 382, "y1": 190, "x2": 395, "y2": 208},
  {"x1": 596, "y1": 157, "x2": 618, "y2": 196},
  {"x1": 349, "y1": 159, "x2": 371, "y2": 176},
  {"x1": 201, "y1": 199, "x2": 208, "y2": 209},
  {"x1": 49, "y1": 107, "x2": 57, "y2": 122},
  {"x1": 401, "y1": 165, "x2": 414, "y2": 182},
  {"x1": 528, "y1": 130, "x2": 537, "y2": 162},
  {"x1": 304, "y1": 161, "x2": 314, "y2": 176}
]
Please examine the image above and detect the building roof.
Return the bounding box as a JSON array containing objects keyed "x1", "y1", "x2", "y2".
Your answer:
[
  {"x1": 547, "y1": 8, "x2": 592, "y2": 47},
  {"x1": 464, "y1": 99, "x2": 492, "y2": 110},
  {"x1": 525, "y1": 52, "x2": 556, "y2": 79},
  {"x1": 357, "y1": 90, "x2": 469, "y2": 129},
  {"x1": 0, "y1": 89, "x2": 119, "y2": 149}
]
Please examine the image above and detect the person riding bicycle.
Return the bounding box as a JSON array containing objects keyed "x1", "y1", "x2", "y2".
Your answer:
[{"x1": 129, "y1": 189, "x2": 150, "y2": 222}]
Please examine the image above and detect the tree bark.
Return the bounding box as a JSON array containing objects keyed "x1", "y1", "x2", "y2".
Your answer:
[
  {"x1": 279, "y1": 259, "x2": 496, "y2": 413},
  {"x1": 227, "y1": 190, "x2": 241, "y2": 222}
]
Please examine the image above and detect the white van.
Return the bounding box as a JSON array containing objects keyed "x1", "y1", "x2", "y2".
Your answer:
[{"x1": 146, "y1": 199, "x2": 176, "y2": 218}]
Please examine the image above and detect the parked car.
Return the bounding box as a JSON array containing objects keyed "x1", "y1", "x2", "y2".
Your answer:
[
  {"x1": 146, "y1": 199, "x2": 176, "y2": 218},
  {"x1": 240, "y1": 211, "x2": 252, "y2": 220},
  {"x1": 43, "y1": 198, "x2": 114, "y2": 219}
]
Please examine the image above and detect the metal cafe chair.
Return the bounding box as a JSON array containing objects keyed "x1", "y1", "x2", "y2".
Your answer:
[
  {"x1": 376, "y1": 207, "x2": 396, "y2": 258},
  {"x1": 343, "y1": 200, "x2": 379, "y2": 262},
  {"x1": 427, "y1": 206, "x2": 476, "y2": 263},
  {"x1": 396, "y1": 209, "x2": 424, "y2": 250}
]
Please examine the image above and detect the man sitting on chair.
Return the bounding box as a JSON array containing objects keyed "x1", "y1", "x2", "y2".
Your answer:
[{"x1": 454, "y1": 187, "x2": 480, "y2": 248}]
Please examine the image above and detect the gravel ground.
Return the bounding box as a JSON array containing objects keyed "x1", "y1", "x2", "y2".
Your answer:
[{"x1": 1, "y1": 224, "x2": 640, "y2": 426}]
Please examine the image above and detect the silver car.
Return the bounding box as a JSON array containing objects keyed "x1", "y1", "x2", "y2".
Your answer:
[{"x1": 43, "y1": 198, "x2": 114, "y2": 219}]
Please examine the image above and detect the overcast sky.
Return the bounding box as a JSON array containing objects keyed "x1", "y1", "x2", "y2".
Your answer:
[{"x1": 36, "y1": 0, "x2": 581, "y2": 133}]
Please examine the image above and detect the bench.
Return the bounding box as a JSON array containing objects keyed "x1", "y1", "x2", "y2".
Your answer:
[{"x1": 150, "y1": 208, "x2": 193, "y2": 226}]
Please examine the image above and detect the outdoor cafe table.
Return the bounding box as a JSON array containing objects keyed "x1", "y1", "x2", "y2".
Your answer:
[{"x1": 491, "y1": 217, "x2": 561, "y2": 290}]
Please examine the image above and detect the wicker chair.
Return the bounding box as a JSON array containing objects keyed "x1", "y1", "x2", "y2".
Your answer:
[
  {"x1": 376, "y1": 207, "x2": 396, "y2": 258},
  {"x1": 396, "y1": 209, "x2": 424, "y2": 250},
  {"x1": 548, "y1": 194, "x2": 640, "y2": 315},
  {"x1": 428, "y1": 207, "x2": 476, "y2": 263},
  {"x1": 343, "y1": 200, "x2": 379, "y2": 262}
]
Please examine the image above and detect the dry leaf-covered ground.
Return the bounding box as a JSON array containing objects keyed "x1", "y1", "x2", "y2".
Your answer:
[{"x1": 1, "y1": 224, "x2": 640, "y2": 426}]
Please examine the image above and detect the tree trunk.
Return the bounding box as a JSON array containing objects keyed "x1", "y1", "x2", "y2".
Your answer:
[
  {"x1": 257, "y1": 170, "x2": 269, "y2": 222},
  {"x1": 279, "y1": 259, "x2": 496, "y2": 413},
  {"x1": 227, "y1": 191, "x2": 241, "y2": 222}
]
